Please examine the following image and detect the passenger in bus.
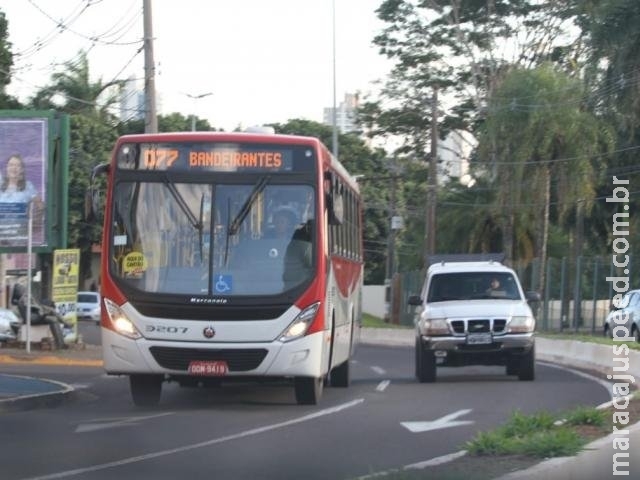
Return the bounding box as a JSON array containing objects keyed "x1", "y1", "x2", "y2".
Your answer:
[{"x1": 283, "y1": 218, "x2": 313, "y2": 287}]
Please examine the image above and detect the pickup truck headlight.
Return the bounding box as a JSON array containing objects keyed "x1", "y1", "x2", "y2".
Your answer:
[
  {"x1": 422, "y1": 318, "x2": 450, "y2": 335},
  {"x1": 508, "y1": 316, "x2": 535, "y2": 333}
]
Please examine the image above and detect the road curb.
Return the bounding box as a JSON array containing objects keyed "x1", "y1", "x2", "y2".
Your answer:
[
  {"x1": 0, "y1": 353, "x2": 103, "y2": 367},
  {"x1": 0, "y1": 374, "x2": 77, "y2": 414},
  {"x1": 494, "y1": 419, "x2": 640, "y2": 480}
]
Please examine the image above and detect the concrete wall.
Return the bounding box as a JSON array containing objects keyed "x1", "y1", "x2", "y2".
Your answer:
[{"x1": 363, "y1": 285, "x2": 387, "y2": 318}]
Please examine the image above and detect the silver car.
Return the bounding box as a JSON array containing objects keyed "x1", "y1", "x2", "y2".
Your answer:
[
  {"x1": 604, "y1": 289, "x2": 640, "y2": 342},
  {"x1": 0, "y1": 307, "x2": 21, "y2": 342}
]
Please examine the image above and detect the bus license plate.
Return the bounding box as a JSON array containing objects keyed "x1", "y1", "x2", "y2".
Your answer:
[
  {"x1": 188, "y1": 360, "x2": 229, "y2": 376},
  {"x1": 466, "y1": 333, "x2": 493, "y2": 345}
]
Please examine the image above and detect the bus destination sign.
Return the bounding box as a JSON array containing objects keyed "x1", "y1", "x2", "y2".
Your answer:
[{"x1": 118, "y1": 143, "x2": 295, "y2": 172}]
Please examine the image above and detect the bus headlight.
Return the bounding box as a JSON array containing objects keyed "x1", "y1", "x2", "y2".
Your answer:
[
  {"x1": 280, "y1": 302, "x2": 321, "y2": 342},
  {"x1": 104, "y1": 298, "x2": 142, "y2": 339},
  {"x1": 508, "y1": 316, "x2": 535, "y2": 333}
]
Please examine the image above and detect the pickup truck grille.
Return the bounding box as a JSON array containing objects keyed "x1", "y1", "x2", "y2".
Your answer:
[{"x1": 450, "y1": 318, "x2": 507, "y2": 335}]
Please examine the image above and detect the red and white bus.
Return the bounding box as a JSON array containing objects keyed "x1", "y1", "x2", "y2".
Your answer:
[{"x1": 90, "y1": 130, "x2": 363, "y2": 406}]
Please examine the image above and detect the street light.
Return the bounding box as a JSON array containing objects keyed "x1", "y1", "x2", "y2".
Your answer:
[{"x1": 185, "y1": 92, "x2": 213, "y2": 131}]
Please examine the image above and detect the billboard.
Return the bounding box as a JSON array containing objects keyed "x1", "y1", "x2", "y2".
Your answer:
[{"x1": 0, "y1": 118, "x2": 48, "y2": 247}]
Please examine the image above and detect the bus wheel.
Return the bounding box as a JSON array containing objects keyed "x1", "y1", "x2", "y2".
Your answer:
[
  {"x1": 294, "y1": 376, "x2": 323, "y2": 405},
  {"x1": 130, "y1": 374, "x2": 163, "y2": 407},
  {"x1": 330, "y1": 359, "x2": 350, "y2": 387}
]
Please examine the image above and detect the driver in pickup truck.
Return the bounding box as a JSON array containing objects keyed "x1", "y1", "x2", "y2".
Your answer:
[{"x1": 486, "y1": 277, "x2": 506, "y2": 297}]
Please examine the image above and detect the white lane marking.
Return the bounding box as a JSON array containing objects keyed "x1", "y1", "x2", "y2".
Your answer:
[
  {"x1": 76, "y1": 412, "x2": 175, "y2": 433},
  {"x1": 404, "y1": 450, "x2": 468, "y2": 469},
  {"x1": 375, "y1": 380, "x2": 390, "y2": 392},
  {"x1": 370, "y1": 366, "x2": 386, "y2": 375},
  {"x1": 538, "y1": 361, "x2": 615, "y2": 401},
  {"x1": 21, "y1": 398, "x2": 364, "y2": 480},
  {"x1": 354, "y1": 450, "x2": 468, "y2": 479},
  {"x1": 401, "y1": 408, "x2": 474, "y2": 433}
]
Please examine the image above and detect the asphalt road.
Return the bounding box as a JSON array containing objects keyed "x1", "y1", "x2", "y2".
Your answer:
[{"x1": 0, "y1": 332, "x2": 612, "y2": 480}]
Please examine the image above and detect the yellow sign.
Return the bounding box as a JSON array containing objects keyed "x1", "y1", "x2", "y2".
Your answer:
[
  {"x1": 52, "y1": 249, "x2": 80, "y2": 338},
  {"x1": 52, "y1": 249, "x2": 80, "y2": 303},
  {"x1": 123, "y1": 251, "x2": 147, "y2": 278}
]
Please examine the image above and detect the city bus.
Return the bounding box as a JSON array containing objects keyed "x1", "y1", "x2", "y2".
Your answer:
[{"x1": 88, "y1": 130, "x2": 363, "y2": 406}]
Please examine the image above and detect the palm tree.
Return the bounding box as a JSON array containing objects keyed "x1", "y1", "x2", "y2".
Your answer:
[
  {"x1": 30, "y1": 50, "x2": 122, "y2": 117},
  {"x1": 478, "y1": 64, "x2": 614, "y2": 292}
]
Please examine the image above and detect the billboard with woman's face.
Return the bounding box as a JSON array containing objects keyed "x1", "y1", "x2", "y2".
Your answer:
[{"x1": 0, "y1": 118, "x2": 48, "y2": 247}]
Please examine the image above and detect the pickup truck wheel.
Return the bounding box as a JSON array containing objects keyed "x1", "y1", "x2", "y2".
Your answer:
[
  {"x1": 505, "y1": 360, "x2": 519, "y2": 376},
  {"x1": 517, "y1": 346, "x2": 535, "y2": 381},
  {"x1": 415, "y1": 338, "x2": 436, "y2": 383}
]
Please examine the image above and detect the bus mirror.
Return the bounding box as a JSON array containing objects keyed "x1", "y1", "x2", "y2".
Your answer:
[{"x1": 85, "y1": 163, "x2": 109, "y2": 222}]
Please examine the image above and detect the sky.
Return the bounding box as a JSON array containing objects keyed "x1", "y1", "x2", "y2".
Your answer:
[{"x1": 0, "y1": 0, "x2": 392, "y2": 132}]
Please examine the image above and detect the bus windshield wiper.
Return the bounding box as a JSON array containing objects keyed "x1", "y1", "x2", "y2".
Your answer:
[
  {"x1": 162, "y1": 174, "x2": 203, "y2": 233},
  {"x1": 228, "y1": 176, "x2": 270, "y2": 235}
]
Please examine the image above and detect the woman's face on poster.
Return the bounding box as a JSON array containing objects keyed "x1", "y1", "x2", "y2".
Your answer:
[{"x1": 6, "y1": 156, "x2": 23, "y2": 181}]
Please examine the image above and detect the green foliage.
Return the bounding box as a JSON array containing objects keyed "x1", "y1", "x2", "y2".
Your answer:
[
  {"x1": 465, "y1": 410, "x2": 586, "y2": 458},
  {"x1": 117, "y1": 112, "x2": 215, "y2": 135},
  {"x1": 271, "y1": 119, "x2": 391, "y2": 283},
  {"x1": 563, "y1": 406, "x2": 608, "y2": 427},
  {"x1": 362, "y1": 313, "x2": 410, "y2": 329},
  {"x1": 0, "y1": 11, "x2": 12, "y2": 91}
]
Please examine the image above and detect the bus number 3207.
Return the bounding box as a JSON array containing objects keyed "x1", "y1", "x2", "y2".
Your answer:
[{"x1": 145, "y1": 325, "x2": 189, "y2": 334}]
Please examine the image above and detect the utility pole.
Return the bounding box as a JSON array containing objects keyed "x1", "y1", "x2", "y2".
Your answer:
[
  {"x1": 143, "y1": 0, "x2": 158, "y2": 133},
  {"x1": 424, "y1": 86, "x2": 439, "y2": 264},
  {"x1": 331, "y1": 0, "x2": 339, "y2": 159},
  {"x1": 385, "y1": 166, "x2": 397, "y2": 322}
]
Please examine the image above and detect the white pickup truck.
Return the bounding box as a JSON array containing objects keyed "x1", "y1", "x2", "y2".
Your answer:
[{"x1": 408, "y1": 259, "x2": 538, "y2": 382}]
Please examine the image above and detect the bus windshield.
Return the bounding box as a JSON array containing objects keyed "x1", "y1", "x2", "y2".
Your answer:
[{"x1": 110, "y1": 179, "x2": 315, "y2": 297}]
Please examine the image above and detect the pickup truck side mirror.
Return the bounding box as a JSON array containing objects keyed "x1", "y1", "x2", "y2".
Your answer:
[
  {"x1": 525, "y1": 291, "x2": 541, "y2": 302},
  {"x1": 408, "y1": 295, "x2": 423, "y2": 306}
]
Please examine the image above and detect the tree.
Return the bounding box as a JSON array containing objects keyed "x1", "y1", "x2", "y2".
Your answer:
[
  {"x1": 30, "y1": 50, "x2": 121, "y2": 116},
  {"x1": 271, "y1": 119, "x2": 391, "y2": 283},
  {"x1": 29, "y1": 51, "x2": 122, "y2": 284},
  {"x1": 118, "y1": 112, "x2": 215, "y2": 135},
  {"x1": 0, "y1": 10, "x2": 21, "y2": 109},
  {"x1": 359, "y1": 0, "x2": 584, "y2": 267},
  {"x1": 477, "y1": 64, "x2": 614, "y2": 291}
]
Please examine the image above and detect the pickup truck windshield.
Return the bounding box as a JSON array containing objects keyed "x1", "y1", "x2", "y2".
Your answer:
[{"x1": 427, "y1": 272, "x2": 522, "y2": 302}]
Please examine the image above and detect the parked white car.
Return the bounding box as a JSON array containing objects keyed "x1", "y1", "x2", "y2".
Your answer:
[
  {"x1": 76, "y1": 291, "x2": 101, "y2": 323},
  {"x1": 603, "y1": 289, "x2": 640, "y2": 342},
  {"x1": 0, "y1": 307, "x2": 21, "y2": 342}
]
